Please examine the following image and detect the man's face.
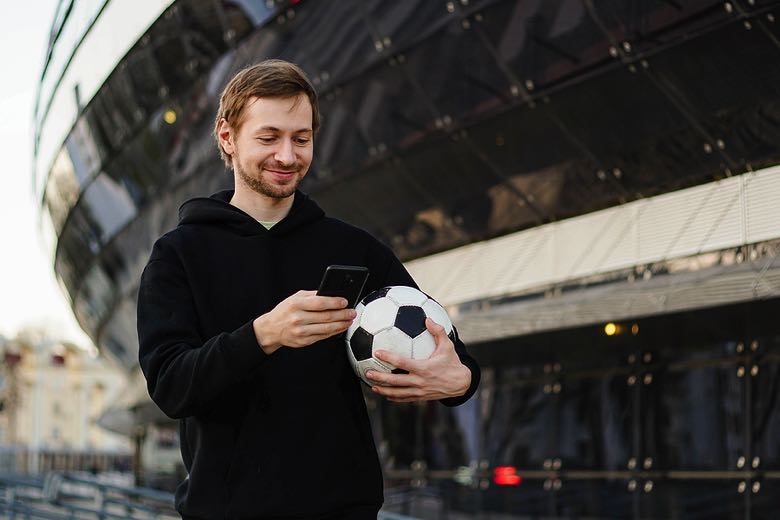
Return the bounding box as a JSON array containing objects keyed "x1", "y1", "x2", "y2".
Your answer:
[{"x1": 229, "y1": 95, "x2": 314, "y2": 199}]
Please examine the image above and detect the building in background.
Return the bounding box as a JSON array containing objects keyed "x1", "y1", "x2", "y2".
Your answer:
[
  {"x1": 0, "y1": 335, "x2": 130, "y2": 474},
  {"x1": 32, "y1": 0, "x2": 780, "y2": 517}
]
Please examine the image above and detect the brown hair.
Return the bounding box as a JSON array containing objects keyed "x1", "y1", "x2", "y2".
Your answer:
[{"x1": 214, "y1": 59, "x2": 320, "y2": 168}]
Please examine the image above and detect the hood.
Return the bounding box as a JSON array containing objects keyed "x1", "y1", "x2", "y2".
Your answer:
[{"x1": 177, "y1": 189, "x2": 325, "y2": 236}]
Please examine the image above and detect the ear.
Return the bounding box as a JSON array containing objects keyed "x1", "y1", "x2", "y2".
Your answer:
[{"x1": 217, "y1": 118, "x2": 235, "y2": 155}]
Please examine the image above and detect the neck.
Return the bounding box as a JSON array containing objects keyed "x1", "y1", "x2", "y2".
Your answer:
[{"x1": 229, "y1": 183, "x2": 294, "y2": 223}]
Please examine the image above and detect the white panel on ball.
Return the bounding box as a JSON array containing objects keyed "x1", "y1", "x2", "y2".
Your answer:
[
  {"x1": 411, "y1": 332, "x2": 437, "y2": 359},
  {"x1": 372, "y1": 327, "x2": 413, "y2": 359},
  {"x1": 346, "y1": 302, "x2": 366, "y2": 340},
  {"x1": 357, "y1": 358, "x2": 392, "y2": 386},
  {"x1": 421, "y1": 299, "x2": 453, "y2": 335},
  {"x1": 386, "y1": 286, "x2": 428, "y2": 306},
  {"x1": 360, "y1": 298, "x2": 399, "y2": 333},
  {"x1": 346, "y1": 338, "x2": 360, "y2": 372}
]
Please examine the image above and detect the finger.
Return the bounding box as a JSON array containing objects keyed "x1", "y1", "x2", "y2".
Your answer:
[
  {"x1": 299, "y1": 308, "x2": 356, "y2": 325},
  {"x1": 374, "y1": 349, "x2": 421, "y2": 372},
  {"x1": 304, "y1": 294, "x2": 349, "y2": 311},
  {"x1": 295, "y1": 320, "x2": 353, "y2": 341},
  {"x1": 425, "y1": 318, "x2": 448, "y2": 340},
  {"x1": 426, "y1": 319, "x2": 455, "y2": 357},
  {"x1": 365, "y1": 369, "x2": 423, "y2": 388},
  {"x1": 371, "y1": 384, "x2": 423, "y2": 400}
]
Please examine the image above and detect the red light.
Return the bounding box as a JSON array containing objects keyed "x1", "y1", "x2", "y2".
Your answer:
[
  {"x1": 493, "y1": 466, "x2": 522, "y2": 486},
  {"x1": 289, "y1": 0, "x2": 301, "y2": 4}
]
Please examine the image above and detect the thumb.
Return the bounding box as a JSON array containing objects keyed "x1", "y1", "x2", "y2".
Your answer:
[{"x1": 426, "y1": 318, "x2": 451, "y2": 349}]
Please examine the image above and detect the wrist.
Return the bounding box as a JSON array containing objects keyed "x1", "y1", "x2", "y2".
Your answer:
[
  {"x1": 454, "y1": 364, "x2": 471, "y2": 397},
  {"x1": 253, "y1": 314, "x2": 281, "y2": 355}
]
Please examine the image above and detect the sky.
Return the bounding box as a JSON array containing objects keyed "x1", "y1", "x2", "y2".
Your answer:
[{"x1": 0, "y1": 1, "x2": 92, "y2": 346}]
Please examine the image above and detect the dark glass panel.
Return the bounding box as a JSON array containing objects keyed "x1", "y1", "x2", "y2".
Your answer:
[
  {"x1": 375, "y1": 399, "x2": 418, "y2": 471},
  {"x1": 104, "y1": 117, "x2": 174, "y2": 208},
  {"x1": 74, "y1": 263, "x2": 115, "y2": 334},
  {"x1": 481, "y1": 478, "x2": 637, "y2": 517},
  {"x1": 645, "y1": 19, "x2": 780, "y2": 135},
  {"x1": 550, "y1": 480, "x2": 633, "y2": 518},
  {"x1": 423, "y1": 398, "x2": 479, "y2": 471},
  {"x1": 89, "y1": 65, "x2": 138, "y2": 153},
  {"x1": 79, "y1": 102, "x2": 115, "y2": 171},
  {"x1": 474, "y1": 0, "x2": 620, "y2": 92},
  {"x1": 103, "y1": 213, "x2": 162, "y2": 297},
  {"x1": 223, "y1": 0, "x2": 274, "y2": 30},
  {"x1": 312, "y1": 92, "x2": 371, "y2": 177},
  {"x1": 80, "y1": 173, "x2": 138, "y2": 244},
  {"x1": 589, "y1": 0, "x2": 725, "y2": 51},
  {"x1": 65, "y1": 117, "x2": 105, "y2": 185},
  {"x1": 651, "y1": 349, "x2": 742, "y2": 471},
  {"x1": 125, "y1": 42, "x2": 166, "y2": 120},
  {"x1": 273, "y1": 0, "x2": 376, "y2": 82},
  {"x1": 752, "y1": 479, "x2": 780, "y2": 520},
  {"x1": 54, "y1": 203, "x2": 101, "y2": 296},
  {"x1": 150, "y1": 24, "x2": 197, "y2": 94},
  {"x1": 44, "y1": 149, "x2": 80, "y2": 234},
  {"x1": 638, "y1": 480, "x2": 745, "y2": 520},
  {"x1": 366, "y1": 0, "x2": 451, "y2": 55},
  {"x1": 752, "y1": 335, "x2": 780, "y2": 470},
  {"x1": 482, "y1": 368, "x2": 554, "y2": 471},
  {"x1": 480, "y1": 478, "x2": 554, "y2": 517},
  {"x1": 99, "y1": 297, "x2": 140, "y2": 372},
  {"x1": 553, "y1": 375, "x2": 632, "y2": 471},
  {"x1": 396, "y1": 24, "x2": 510, "y2": 133}
]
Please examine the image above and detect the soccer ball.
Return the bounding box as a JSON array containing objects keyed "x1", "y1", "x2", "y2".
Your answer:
[{"x1": 345, "y1": 286, "x2": 455, "y2": 386}]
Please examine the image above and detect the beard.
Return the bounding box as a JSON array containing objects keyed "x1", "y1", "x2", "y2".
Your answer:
[{"x1": 234, "y1": 149, "x2": 302, "y2": 199}]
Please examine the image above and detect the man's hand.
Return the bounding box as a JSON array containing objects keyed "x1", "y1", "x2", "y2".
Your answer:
[
  {"x1": 365, "y1": 318, "x2": 471, "y2": 402},
  {"x1": 253, "y1": 290, "x2": 356, "y2": 354}
]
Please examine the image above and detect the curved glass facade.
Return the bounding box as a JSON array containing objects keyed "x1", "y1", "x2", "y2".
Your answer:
[{"x1": 34, "y1": 0, "x2": 780, "y2": 515}]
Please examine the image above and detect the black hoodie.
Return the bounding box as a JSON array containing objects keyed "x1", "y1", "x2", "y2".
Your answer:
[{"x1": 137, "y1": 190, "x2": 480, "y2": 519}]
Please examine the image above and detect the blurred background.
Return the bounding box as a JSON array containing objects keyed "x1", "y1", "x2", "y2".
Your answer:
[{"x1": 2, "y1": 0, "x2": 780, "y2": 518}]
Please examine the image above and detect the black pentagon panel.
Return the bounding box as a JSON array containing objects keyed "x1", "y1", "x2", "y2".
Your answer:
[
  {"x1": 361, "y1": 287, "x2": 391, "y2": 306},
  {"x1": 394, "y1": 305, "x2": 427, "y2": 338},
  {"x1": 392, "y1": 368, "x2": 409, "y2": 375},
  {"x1": 350, "y1": 327, "x2": 374, "y2": 361}
]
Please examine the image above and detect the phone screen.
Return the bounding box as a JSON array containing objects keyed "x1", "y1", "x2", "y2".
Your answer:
[{"x1": 316, "y1": 265, "x2": 369, "y2": 308}]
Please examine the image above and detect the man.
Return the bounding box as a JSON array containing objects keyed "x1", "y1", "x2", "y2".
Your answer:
[{"x1": 137, "y1": 59, "x2": 480, "y2": 519}]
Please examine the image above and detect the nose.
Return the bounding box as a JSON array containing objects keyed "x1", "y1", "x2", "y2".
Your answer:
[{"x1": 274, "y1": 138, "x2": 295, "y2": 166}]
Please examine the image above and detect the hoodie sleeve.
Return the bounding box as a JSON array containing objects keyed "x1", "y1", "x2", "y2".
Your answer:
[
  {"x1": 374, "y1": 242, "x2": 481, "y2": 407},
  {"x1": 137, "y1": 240, "x2": 268, "y2": 419}
]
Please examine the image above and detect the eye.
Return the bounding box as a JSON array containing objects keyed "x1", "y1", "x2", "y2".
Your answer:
[
  {"x1": 294, "y1": 137, "x2": 311, "y2": 145},
  {"x1": 257, "y1": 136, "x2": 276, "y2": 144}
]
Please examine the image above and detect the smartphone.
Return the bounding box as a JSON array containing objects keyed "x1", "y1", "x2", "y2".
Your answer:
[{"x1": 316, "y1": 265, "x2": 370, "y2": 308}]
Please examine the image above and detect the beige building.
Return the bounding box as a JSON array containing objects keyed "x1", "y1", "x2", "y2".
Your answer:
[{"x1": 0, "y1": 335, "x2": 131, "y2": 459}]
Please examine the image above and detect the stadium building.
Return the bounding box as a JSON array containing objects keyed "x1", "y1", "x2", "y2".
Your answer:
[{"x1": 34, "y1": 0, "x2": 780, "y2": 516}]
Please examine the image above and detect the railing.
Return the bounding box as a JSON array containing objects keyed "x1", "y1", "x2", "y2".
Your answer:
[
  {"x1": 0, "y1": 471, "x2": 424, "y2": 520},
  {"x1": 0, "y1": 471, "x2": 176, "y2": 519},
  {"x1": 0, "y1": 447, "x2": 132, "y2": 476}
]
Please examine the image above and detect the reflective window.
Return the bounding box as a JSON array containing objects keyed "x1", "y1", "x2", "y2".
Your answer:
[
  {"x1": 274, "y1": 0, "x2": 376, "y2": 82},
  {"x1": 74, "y1": 262, "x2": 114, "y2": 333},
  {"x1": 44, "y1": 148, "x2": 80, "y2": 234},
  {"x1": 34, "y1": 0, "x2": 175, "y2": 197},
  {"x1": 103, "y1": 120, "x2": 172, "y2": 208},
  {"x1": 653, "y1": 356, "x2": 742, "y2": 471},
  {"x1": 54, "y1": 208, "x2": 100, "y2": 296},
  {"x1": 752, "y1": 336, "x2": 780, "y2": 471},
  {"x1": 80, "y1": 173, "x2": 137, "y2": 244},
  {"x1": 100, "y1": 297, "x2": 141, "y2": 372},
  {"x1": 37, "y1": 0, "x2": 109, "y2": 132},
  {"x1": 65, "y1": 116, "x2": 105, "y2": 185}
]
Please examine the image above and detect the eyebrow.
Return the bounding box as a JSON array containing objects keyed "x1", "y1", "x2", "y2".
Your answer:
[{"x1": 255, "y1": 126, "x2": 312, "y2": 134}]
